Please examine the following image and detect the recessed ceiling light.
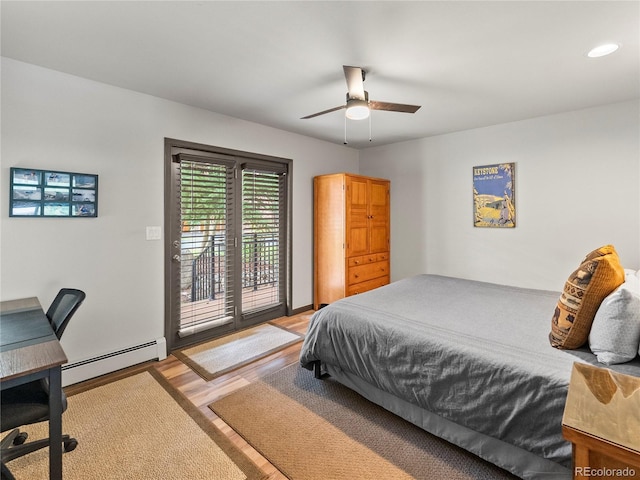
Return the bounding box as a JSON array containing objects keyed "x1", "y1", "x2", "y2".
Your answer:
[{"x1": 587, "y1": 43, "x2": 620, "y2": 58}]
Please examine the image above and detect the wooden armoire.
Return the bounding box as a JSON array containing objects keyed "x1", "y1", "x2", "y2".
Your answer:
[{"x1": 313, "y1": 173, "x2": 390, "y2": 310}]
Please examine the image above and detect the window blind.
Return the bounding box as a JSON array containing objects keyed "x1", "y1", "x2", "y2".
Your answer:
[
  {"x1": 177, "y1": 155, "x2": 236, "y2": 336},
  {"x1": 241, "y1": 165, "x2": 286, "y2": 314}
]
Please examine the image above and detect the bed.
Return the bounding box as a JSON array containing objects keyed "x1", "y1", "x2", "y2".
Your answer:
[{"x1": 299, "y1": 274, "x2": 640, "y2": 480}]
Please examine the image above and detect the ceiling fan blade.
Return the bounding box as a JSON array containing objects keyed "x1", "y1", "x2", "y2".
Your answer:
[
  {"x1": 343, "y1": 66, "x2": 366, "y2": 100},
  {"x1": 300, "y1": 105, "x2": 346, "y2": 119},
  {"x1": 370, "y1": 101, "x2": 421, "y2": 114}
]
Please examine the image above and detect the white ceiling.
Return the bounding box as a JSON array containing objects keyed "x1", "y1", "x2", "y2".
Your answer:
[{"x1": 2, "y1": 1, "x2": 639, "y2": 149}]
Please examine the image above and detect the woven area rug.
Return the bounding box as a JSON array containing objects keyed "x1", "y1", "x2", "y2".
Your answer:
[
  {"x1": 210, "y1": 364, "x2": 518, "y2": 480},
  {"x1": 5, "y1": 368, "x2": 265, "y2": 480},
  {"x1": 175, "y1": 323, "x2": 304, "y2": 381}
]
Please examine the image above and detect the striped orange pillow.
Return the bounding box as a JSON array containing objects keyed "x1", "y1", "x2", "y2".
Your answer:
[{"x1": 550, "y1": 245, "x2": 625, "y2": 349}]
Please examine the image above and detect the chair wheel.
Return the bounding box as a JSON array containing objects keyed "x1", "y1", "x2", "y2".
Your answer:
[
  {"x1": 63, "y1": 439, "x2": 78, "y2": 452},
  {"x1": 13, "y1": 432, "x2": 28, "y2": 446}
]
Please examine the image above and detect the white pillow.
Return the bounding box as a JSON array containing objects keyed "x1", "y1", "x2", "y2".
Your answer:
[{"x1": 589, "y1": 275, "x2": 640, "y2": 365}]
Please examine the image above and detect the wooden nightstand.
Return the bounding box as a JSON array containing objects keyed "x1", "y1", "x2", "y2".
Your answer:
[{"x1": 562, "y1": 363, "x2": 640, "y2": 480}]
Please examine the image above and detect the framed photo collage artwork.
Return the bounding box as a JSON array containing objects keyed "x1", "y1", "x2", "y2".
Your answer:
[{"x1": 10, "y1": 167, "x2": 98, "y2": 218}]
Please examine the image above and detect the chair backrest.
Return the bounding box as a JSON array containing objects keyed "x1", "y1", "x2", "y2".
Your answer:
[{"x1": 45, "y1": 288, "x2": 86, "y2": 339}]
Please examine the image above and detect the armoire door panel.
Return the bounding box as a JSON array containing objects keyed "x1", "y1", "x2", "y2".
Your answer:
[
  {"x1": 370, "y1": 225, "x2": 389, "y2": 253},
  {"x1": 348, "y1": 226, "x2": 369, "y2": 257},
  {"x1": 347, "y1": 209, "x2": 368, "y2": 228},
  {"x1": 347, "y1": 177, "x2": 369, "y2": 208},
  {"x1": 369, "y1": 181, "x2": 388, "y2": 207},
  {"x1": 346, "y1": 181, "x2": 368, "y2": 227},
  {"x1": 369, "y1": 179, "x2": 389, "y2": 254},
  {"x1": 346, "y1": 176, "x2": 369, "y2": 257}
]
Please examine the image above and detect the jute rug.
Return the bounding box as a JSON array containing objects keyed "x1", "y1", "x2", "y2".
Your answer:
[
  {"x1": 175, "y1": 323, "x2": 304, "y2": 381},
  {"x1": 5, "y1": 367, "x2": 265, "y2": 480},
  {"x1": 210, "y1": 364, "x2": 518, "y2": 480}
]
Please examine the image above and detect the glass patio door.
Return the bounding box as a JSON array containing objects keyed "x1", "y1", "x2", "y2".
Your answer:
[
  {"x1": 165, "y1": 140, "x2": 290, "y2": 351},
  {"x1": 177, "y1": 154, "x2": 236, "y2": 339},
  {"x1": 240, "y1": 164, "x2": 287, "y2": 315}
]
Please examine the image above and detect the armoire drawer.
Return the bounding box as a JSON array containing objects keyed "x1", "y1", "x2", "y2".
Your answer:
[
  {"x1": 347, "y1": 276, "x2": 390, "y2": 296},
  {"x1": 348, "y1": 252, "x2": 389, "y2": 267},
  {"x1": 348, "y1": 261, "x2": 389, "y2": 284}
]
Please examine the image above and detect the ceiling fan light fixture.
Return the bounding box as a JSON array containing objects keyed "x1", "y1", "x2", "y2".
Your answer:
[
  {"x1": 345, "y1": 98, "x2": 370, "y2": 120},
  {"x1": 301, "y1": 67, "x2": 421, "y2": 125}
]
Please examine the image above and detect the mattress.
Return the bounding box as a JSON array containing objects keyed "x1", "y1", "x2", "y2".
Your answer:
[{"x1": 299, "y1": 274, "x2": 640, "y2": 479}]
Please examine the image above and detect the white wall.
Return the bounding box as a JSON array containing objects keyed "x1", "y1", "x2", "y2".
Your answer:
[
  {"x1": 360, "y1": 100, "x2": 640, "y2": 291},
  {"x1": 0, "y1": 58, "x2": 358, "y2": 365},
  {"x1": 3, "y1": 56, "x2": 638, "y2": 376}
]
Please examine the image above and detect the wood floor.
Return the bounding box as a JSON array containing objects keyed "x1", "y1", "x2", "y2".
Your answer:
[{"x1": 67, "y1": 310, "x2": 313, "y2": 480}]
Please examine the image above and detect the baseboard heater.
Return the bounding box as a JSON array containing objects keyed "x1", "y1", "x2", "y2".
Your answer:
[{"x1": 61, "y1": 338, "x2": 167, "y2": 387}]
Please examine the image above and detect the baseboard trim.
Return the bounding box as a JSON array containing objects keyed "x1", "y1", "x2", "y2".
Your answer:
[{"x1": 290, "y1": 304, "x2": 313, "y2": 315}]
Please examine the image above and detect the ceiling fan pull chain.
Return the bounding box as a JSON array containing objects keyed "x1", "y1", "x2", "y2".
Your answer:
[
  {"x1": 369, "y1": 113, "x2": 372, "y2": 142},
  {"x1": 344, "y1": 115, "x2": 348, "y2": 145}
]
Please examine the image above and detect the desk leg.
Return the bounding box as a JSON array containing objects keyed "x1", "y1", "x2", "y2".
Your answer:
[{"x1": 49, "y1": 366, "x2": 63, "y2": 480}]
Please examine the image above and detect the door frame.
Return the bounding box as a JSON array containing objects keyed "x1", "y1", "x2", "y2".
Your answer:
[{"x1": 163, "y1": 138, "x2": 293, "y2": 352}]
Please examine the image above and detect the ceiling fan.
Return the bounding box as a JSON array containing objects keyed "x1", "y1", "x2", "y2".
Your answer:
[{"x1": 301, "y1": 65, "x2": 421, "y2": 121}]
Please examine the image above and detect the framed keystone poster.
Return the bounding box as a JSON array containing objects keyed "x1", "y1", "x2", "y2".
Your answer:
[{"x1": 473, "y1": 163, "x2": 515, "y2": 228}]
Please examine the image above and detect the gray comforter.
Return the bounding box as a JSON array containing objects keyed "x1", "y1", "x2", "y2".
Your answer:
[{"x1": 299, "y1": 274, "x2": 640, "y2": 472}]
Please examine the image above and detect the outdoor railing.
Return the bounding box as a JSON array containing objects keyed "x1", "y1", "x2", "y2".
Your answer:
[{"x1": 189, "y1": 233, "x2": 278, "y2": 302}]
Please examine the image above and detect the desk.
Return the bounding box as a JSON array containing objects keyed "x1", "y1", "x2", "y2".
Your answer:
[{"x1": 1, "y1": 297, "x2": 68, "y2": 480}]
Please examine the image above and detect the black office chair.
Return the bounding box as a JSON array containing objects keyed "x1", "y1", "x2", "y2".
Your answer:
[
  {"x1": 1, "y1": 462, "x2": 15, "y2": 480},
  {"x1": 46, "y1": 288, "x2": 86, "y2": 340},
  {"x1": 0, "y1": 288, "x2": 85, "y2": 468}
]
